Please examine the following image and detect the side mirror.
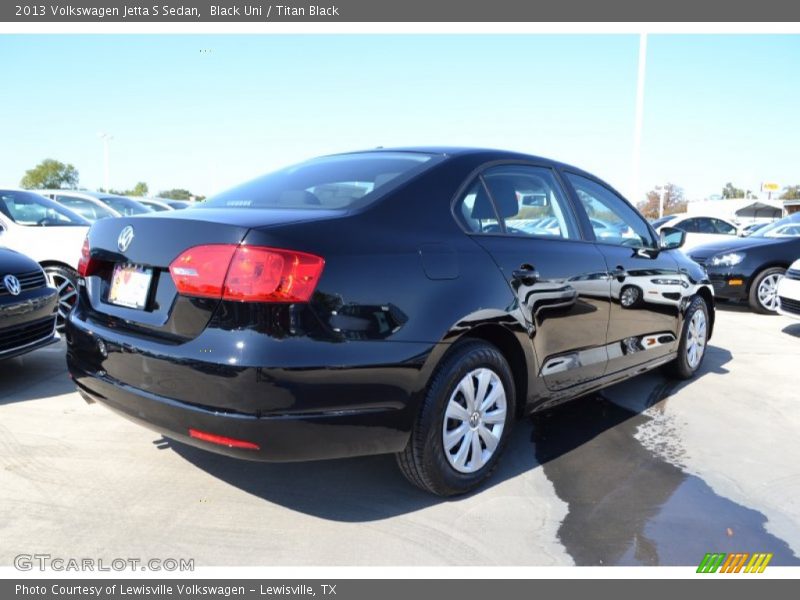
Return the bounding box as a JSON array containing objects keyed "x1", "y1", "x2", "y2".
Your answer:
[{"x1": 659, "y1": 226, "x2": 685, "y2": 250}]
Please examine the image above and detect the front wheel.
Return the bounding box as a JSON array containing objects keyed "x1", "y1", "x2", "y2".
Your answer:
[
  {"x1": 44, "y1": 265, "x2": 79, "y2": 332},
  {"x1": 396, "y1": 340, "x2": 515, "y2": 496},
  {"x1": 748, "y1": 267, "x2": 785, "y2": 314},
  {"x1": 665, "y1": 295, "x2": 709, "y2": 380}
]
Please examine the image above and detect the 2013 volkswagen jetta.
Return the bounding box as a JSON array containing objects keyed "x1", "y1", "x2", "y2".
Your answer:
[{"x1": 66, "y1": 148, "x2": 714, "y2": 496}]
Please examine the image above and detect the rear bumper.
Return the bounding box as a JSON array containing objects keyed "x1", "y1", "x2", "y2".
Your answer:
[
  {"x1": 69, "y1": 365, "x2": 412, "y2": 461},
  {"x1": 65, "y1": 311, "x2": 440, "y2": 462}
]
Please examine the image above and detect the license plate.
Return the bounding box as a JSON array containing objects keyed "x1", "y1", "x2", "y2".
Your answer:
[{"x1": 108, "y1": 264, "x2": 153, "y2": 310}]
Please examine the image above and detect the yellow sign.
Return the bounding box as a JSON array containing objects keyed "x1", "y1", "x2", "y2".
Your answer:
[{"x1": 761, "y1": 182, "x2": 781, "y2": 192}]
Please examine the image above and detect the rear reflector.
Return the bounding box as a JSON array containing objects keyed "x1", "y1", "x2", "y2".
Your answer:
[
  {"x1": 169, "y1": 244, "x2": 324, "y2": 303},
  {"x1": 188, "y1": 428, "x2": 261, "y2": 450}
]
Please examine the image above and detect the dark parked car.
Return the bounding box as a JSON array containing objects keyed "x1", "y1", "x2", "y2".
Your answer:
[
  {"x1": 1, "y1": 247, "x2": 59, "y2": 360},
  {"x1": 66, "y1": 148, "x2": 714, "y2": 496},
  {"x1": 688, "y1": 212, "x2": 800, "y2": 314}
]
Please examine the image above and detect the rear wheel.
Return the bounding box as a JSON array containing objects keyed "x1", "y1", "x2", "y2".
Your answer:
[
  {"x1": 44, "y1": 265, "x2": 79, "y2": 331},
  {"x1": 396, "y1": 340, "x2": 515, "y2": 496},
  {"x1": 665, "y1": 295, "x2": 709, "y2": 380},
  {"x1": 748, "y1": 267, "x2": 785, "y2": 314}
]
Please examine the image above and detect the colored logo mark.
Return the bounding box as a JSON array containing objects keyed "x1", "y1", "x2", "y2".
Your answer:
[{"x1": 697, "y1": 552, "x2": 773, "y2": 573}]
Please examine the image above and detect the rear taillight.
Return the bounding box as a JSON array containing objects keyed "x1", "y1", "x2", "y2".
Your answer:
[
  {"x1": 169, "y1": 244, "x2": 324, "y2": 303},
  {"x1": 77, "y1": 236, "x2": 100, "y2": 277}
]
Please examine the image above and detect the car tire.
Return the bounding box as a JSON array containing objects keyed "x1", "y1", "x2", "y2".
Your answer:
[
  {"x1": 665, "y1": 295, "x2": 709, "y2": 380},
  {"x1": 748, "y1": 267, "x2": 785, "y2": 314},
  {"x1": 396, "y1": 339, "x2": 515, "y2": 496},
  {"x1": 44, "y1": 265, "x2": 79, "y2": 332}
]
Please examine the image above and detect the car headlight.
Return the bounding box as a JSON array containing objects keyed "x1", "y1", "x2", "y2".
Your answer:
[{"x1": 710, "y1": 252, "x2": 745, "y2": 267}]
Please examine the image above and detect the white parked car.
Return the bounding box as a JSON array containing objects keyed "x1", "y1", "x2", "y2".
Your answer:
[
  {"x1": 37, "y1": 190, "x2": 153, "y2": 218},
  {"x1": 777, "y1": 259, "x2": 800, "y2": 319},
  {"x1": 36, "y1": 190, "x2": 121, "y2": 222},
  {"x1": 0, "y1": 189, "x2": 90, "y2": 329},
  {"x1": 650, "y1": 213, "x2": 740, "y2": 252}
]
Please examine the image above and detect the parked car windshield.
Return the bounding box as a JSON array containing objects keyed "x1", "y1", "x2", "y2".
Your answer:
[
  {"x1": 99, "y1": 196, "x2": 153, "y2": 216},
  {"x1": 649, "y1": 216, "x2": 674, "y2": 228},
  {"x1": 203, "y1": 152, "x2": 442, "y2": 211},
  {"x1": 0, "y1": 190, "x2": 89, "y2": 227},
  {"x1": 751, "y1": 213, "x2": 800, "y2": 238}
]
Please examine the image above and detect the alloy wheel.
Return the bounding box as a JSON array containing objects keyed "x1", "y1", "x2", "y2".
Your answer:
[
  {"x1": 686, "y1": 309, "x2": 707, "y2": 369},
  {"x1": 757, "y1": 273, "x2": 782, "y2": 312},
  {"x1": 45, "y1": 268, "x2": 78, "y2": 331}
]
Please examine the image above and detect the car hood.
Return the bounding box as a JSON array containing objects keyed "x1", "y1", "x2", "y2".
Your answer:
[
  {"x1": 687, "y1": 235, "x2": 793, "y2": 258},
  {"x1": 0, "y1": 247, "x2": 41, "y2": 273}
]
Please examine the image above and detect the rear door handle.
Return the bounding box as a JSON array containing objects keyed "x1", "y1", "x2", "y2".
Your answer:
[{"x1": 512, "y1": 266, "x2": 540, "y2": 284}]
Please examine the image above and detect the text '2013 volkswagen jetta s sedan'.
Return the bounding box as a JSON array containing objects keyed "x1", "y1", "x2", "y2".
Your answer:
[{"x1": 66, "y1": 148, "x2": 714, "y2": 496}]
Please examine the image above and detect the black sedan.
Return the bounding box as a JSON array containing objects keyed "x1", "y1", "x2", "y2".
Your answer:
[
  {"x1": 688, "y1": 212, "x2": 800, "y2": 314},
  {"x1": 66, "y1": 148, "x2": 714, "y2": 496},
  {"x1": 1, "y1": 248, "x2": 59, "y2": 360}
]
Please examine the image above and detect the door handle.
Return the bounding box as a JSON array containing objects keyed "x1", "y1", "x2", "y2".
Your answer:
[
  {"x1": 512, "y1": 266, "x2": 540, "y2": 284},
  {"x1": 611, "y1": 265, "x2": 628, "y2": 280}
]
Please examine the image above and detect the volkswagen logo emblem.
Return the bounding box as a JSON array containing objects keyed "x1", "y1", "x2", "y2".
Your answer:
[
  {"x1": 3, "y1": 274, "x2": 21, "y2": 296},
  {"x1": 117, "y1": 226, "x2": 135, "y2": 252}
]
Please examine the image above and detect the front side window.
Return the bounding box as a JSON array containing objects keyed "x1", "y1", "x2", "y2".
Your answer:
[
  {"x1": 565, "y1": 173, "x2": 654, "y2": 248},
  {"x1": 455, "y1": 165, "x2": 578, "y2": 239}
]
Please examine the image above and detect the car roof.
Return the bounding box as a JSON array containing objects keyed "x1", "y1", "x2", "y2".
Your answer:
[
  {"x1": 36, "y1": 189, "x2": 129, "y2": 200},
  {"x1": 335, "y1": 146, "x2": 591, "y2": 173}
]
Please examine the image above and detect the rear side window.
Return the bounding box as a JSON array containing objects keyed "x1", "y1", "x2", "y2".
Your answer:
[
  {"x1": 204, "y1": 152, "x2": 441, "y2": 211},
  {"x1": 0, "y1": 190, "x2": 87, "y2": 227},
  {"x1": 455, "y1": 165, "x2": 579, "y2": 239}
]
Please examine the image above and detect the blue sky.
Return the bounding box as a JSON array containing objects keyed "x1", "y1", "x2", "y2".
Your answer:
[{"x1": 1, "y1": 34, "x2": 798, "y2": 201}]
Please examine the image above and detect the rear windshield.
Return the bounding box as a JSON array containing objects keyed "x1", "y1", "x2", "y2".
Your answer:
[
  {"x1": 203, "y1": 152, "x2": 441, "y2": 211},
  {"x1": 0, "y1": 190, "x2": 89, "y2": 227}
]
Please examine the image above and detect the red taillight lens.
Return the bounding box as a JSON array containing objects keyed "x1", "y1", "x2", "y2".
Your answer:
[
  {"x1": 188, "y1": 428, "x2": 260, "y2": 450},
  {"x1": 169, "y1": 244, "x2": 324, "y2": 303},
  {"x1": 77, "y1": 236, "x2": 98, "y2": 277},
  {"x1": 168, "y1": 244, "x2": 237, "y2": 299}
]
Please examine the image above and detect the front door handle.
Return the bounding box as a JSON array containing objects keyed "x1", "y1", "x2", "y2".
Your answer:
[
  {"x1": 611, "y1": 265, "x2": 628, "y2": 280},
  {"x1": 512, "y1": 266, "x2": 540, "y2": 285}
]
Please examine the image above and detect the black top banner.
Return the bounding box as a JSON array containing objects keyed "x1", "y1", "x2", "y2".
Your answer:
[{"x1": 3, "y1": 0, "x2": 800, "y2": 22}]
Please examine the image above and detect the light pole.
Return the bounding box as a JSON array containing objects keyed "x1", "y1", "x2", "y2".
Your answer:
[
  {"x1": 656, "y1": 184, "x2": 667, "y2": 218},
  {"x1": 99, "y1": 132, "x2": 113, "y2": 192},
  {"x1": 631, "y1": 33, "x2": 648, "y2": 203}
]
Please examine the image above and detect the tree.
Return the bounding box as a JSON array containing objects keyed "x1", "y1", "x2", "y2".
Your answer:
[
  {"x1": 722, "y1": 182, "x2": 745, "y2": 199},
  {"x1": 158, "y1": 188, "x2": 205, "y2": 202},
  {"x1": 780, "y1": 185, "x2": 800, "y2": 200},
  {"x1": 109, "y1": 182, "x2": 150, "y2": 196},
  {"x1": 20, "y1": 159, "x2": 79, "y2": 190},
  {"x1": 131, "y1": 182, "x2": 149, "y2": 197},
  {"x1": 637, "y1": 183, "x2": 687, "y2": 220}
]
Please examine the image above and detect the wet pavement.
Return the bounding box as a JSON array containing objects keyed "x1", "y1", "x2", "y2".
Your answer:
[
  {"x1": 532, "y1": 395, "x2": 799, "y2": 566},
  {"x1": 1, "y1": 306, "x2": 799, "y2": 566}
]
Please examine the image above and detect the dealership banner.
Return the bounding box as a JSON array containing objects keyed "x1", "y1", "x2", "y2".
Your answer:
[
  {"x1": 3, "y1": 0, "x2": 800, "y2": 22},
  {"x1": 4, "y1": 579, "x2": 798, "y2": 599}
]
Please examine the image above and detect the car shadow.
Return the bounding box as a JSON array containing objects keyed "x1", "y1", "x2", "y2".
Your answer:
[
  {"x1": 161, "y1": 347, "x2": 751, "y2": 524},
  {"x1": 0, "y1": 342, "x2": 73, "y2": 406},
  {"x1": 713, "y1": 300, "x2": 752, "y2": 313},
  {"x1": 782, "y1": 322, "x2": 800, "y2": 338}
]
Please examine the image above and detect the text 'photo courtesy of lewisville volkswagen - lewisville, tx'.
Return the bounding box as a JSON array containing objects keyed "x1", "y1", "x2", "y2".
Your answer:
[{"x1": 1, "y1": 27, "x2": 800, "y2": 580}]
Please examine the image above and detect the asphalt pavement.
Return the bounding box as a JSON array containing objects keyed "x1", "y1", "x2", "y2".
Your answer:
[{"x1": 1, "y1": 305, "x2": 798, "y2": 566}]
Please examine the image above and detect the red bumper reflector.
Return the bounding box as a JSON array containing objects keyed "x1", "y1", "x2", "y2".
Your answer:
[{"x1": 188, "y1": 428, "x2": 261, "y2": 450}]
